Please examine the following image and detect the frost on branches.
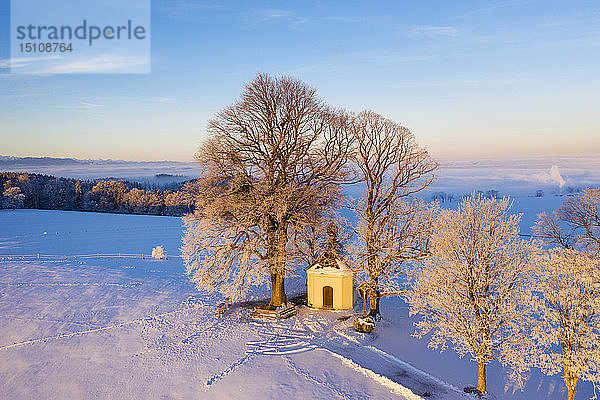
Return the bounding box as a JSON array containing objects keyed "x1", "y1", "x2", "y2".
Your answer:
[
  {"x1": 405, "y1": 194, "x2": 538, "y2": 394},
  {"x1": 527, "y1": 249, "x2": 600, "y2": 400},
  {"x1": 349, "y1": 110, "x2": 437, "y2": 318},
  {"x1": 151, "y1": 246, "x2": 166, "y2": 259},
  {"x1": 181, "y1": 73, "x2": 352, "y2": 306},
  {"x1": 351, "y1": 197, "x2": 437, "y2": 317},
  {"x1": 534, "y1": 188, "x2": 600, "y2": 253}
]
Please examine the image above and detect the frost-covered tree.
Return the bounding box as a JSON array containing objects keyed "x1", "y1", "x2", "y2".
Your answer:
[
  {"x1": 2, "y1": 186, "x2": 25, "y2": 209},
  {"x1": 527, "y1": 249, "x2": 600, "y2": 400},
  {"x1": 164, "y1": 190, "x2": 191, "y2": 216},
  {"x1": 349, "y1": 110, "x2": 437, "y2": 317},
  {"x1": 0, "y1": 172, "x2": 189, "y2": 215},
  {"x1": 534, "y1": 188, "x2": 600, "y2": 253},
  {"x1": 91, "y1": 180, "x2": 127, "y2": 211},
  {"x1": 182, "y1": 74, "x2": 353, "y2": 307},
  {"x1": 352, "y1": 197, "x2": 437, "y2": 317},
  {"x1": 405, "y1": 194, "x2": 538, "y2": 394}
]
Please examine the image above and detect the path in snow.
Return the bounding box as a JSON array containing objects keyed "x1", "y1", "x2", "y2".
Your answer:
[{"x1": 245, "y1": 310, "x2": 468, "y2": 400}]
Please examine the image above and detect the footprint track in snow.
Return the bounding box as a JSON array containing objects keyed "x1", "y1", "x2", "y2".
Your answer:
[
  {"x1": 283, "y1": 355, "x2": 353, "y2": 400},
  {"x1": 205, "y1": 352, "x2": 256, "y2": 386}
]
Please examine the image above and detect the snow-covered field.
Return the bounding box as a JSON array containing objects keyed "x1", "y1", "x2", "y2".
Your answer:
[{"x1": 0, "y1": 205, "x2": 596, "y2": 399}]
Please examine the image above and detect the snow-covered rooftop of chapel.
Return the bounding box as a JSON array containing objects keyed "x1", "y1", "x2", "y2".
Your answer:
[{"x1": 306, "y1": 259, "x2": 354, "y2": 276}]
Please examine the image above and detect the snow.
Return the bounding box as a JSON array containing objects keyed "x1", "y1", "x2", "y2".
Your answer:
[
  {"x1": 151, "y1": 246, "x2": 166, "y2": 259},
  {"x1": 0, "y1": 210, "x2": 424, "y2": 399},
  {"x1": 369, "y1": 297, "x2": 596, "y2": 399},
  {"x1": 306, "y1": 259, "x2": 354, "y2": 276},
  {"x1": 0, "y1": 193, "x2": 598, "y2": 399}
]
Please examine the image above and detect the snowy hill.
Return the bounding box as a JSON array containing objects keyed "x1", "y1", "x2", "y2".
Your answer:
[{"x1": 0, "y1": 208, "x2": 596, "y2": 399}]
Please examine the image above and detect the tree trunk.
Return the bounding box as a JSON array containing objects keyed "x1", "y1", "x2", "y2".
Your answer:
[
  {"x1": 367, "y1": 277, "x2": 380, "y2": 319},
  {"x1": 564, "y1": 366, "x2": 579, "y2": 400},
  {"x1": 268, "y1": 221, "x2": 288, "y2": 308},
  {"x1": 269, "y1": 271, "x2": 286, "y2": 308},
  {"x1": 477, "y1": 361, "x2": 487, "y2": 394},
  {"x1": 365, "y1": 221, "x2": 381, "y2": 319},
  {"x1": 368, "y1": 291, "x2": 381, "y2": 318}
]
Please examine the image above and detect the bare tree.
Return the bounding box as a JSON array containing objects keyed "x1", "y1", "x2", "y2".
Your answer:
[
  {"x1": 349, "y1": 110, "x2": 437, "y2": 317},
  {"x1": 405, "y1": 194, "x2": 539, "y2": 394},
  {"x1": 533, "y1": 188, "x2": 600, "y2": 254},
  {"x1": 525, "y1": 248, "x2": 600, "y2": 400},
  {"x1": 352, "y1": 197, "x2": 437, "y2": 317},
  {"x1": 181, "y1": 74, "x2": 353, "y2": 308}
]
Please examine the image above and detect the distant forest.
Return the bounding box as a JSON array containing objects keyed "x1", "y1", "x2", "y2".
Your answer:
[{"x1": 0, "y1": 172, "x2": 193, "y2": 216}]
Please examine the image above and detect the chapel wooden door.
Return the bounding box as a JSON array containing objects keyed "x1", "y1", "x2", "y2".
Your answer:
[{"x1": 323, "y1": 286, "x2": 333, "y2": 309}]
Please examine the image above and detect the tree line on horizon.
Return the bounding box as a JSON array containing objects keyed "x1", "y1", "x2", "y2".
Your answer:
[{"x1": 0, "y1": 172, "x2": 193, "y2": 216}]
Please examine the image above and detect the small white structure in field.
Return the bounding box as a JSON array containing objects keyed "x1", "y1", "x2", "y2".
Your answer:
[
  {"x1": 306, "y1": 258, "x2": 354, "y2": 310},
  {"x1": 151, "y1": 246, "x2": 166, "y2": 259}
]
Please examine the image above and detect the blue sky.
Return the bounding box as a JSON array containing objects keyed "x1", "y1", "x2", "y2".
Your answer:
[{"x1": 1, "y1": 0, "x2": 599, "y2": 161}]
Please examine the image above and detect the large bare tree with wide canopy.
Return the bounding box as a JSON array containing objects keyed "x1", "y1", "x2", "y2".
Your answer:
[{"x1": 182, "y1": 73, "x2": 353, "y2": 308}]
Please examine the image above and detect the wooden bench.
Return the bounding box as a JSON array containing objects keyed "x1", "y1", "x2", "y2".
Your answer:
[{"x1": 216, "y1": 298, "x2": 231, "y2": 318}]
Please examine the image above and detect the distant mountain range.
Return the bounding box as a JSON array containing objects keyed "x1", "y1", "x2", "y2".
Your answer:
[
  {"x1": 0, "y1": 156, "x2": 92, "y2": 166},
  {"x1": 0, "y1": 156, "x2": 200, "y2": 182},
  {"x1": 0, "y1": 156, "x2": 195, "y2": 166}
]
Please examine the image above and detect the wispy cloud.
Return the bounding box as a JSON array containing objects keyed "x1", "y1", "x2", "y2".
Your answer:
[
  {"x1": 92, "y1": 96, "x2": 176, "y2": 105},
  {"x1": 80, "y1": 102, "x2": 105, "y2": 108},
  {"x1": 3, "y1": 54, "x2": 149, "y2": 74},
  {"x1": 163, "y1": 0, "x2": 225, "y2": 10},
  {"x1": 223, "y1": 49, "x2": 449, "y2": 78},
  {"x1": 254, "y1": 9, "x2": 293, "y2": 23},
  {"x1": 251, "y1": 9, "x2": 308, "y2": 27},
  {"x1": 50, "y1": 96, "x2": 176, "y2": 115},
  {"x1": 154, "y1": 0, "x2": 227, "y2": 22},
  {"x1": 277, "y1": 48, "x2": 463, "y2": 76},
  {"x1": 0, "y1": 56, "x2": 62, "y2": 69},
  {"x1": 37, "y1": 54, "x2": 150, "y2": 74},
  {"x1": 451, "y1": 0, "x2": 531, "y2": 20},
  {"x1": 52, "y1": 101, "x2": 107, "y2": 117},
  {"x1": 407, "y1": 25, "x2": 459, "y2": 38},
  {"x1": 390, "y1": 74, "x2": 534, "y2": 89}
]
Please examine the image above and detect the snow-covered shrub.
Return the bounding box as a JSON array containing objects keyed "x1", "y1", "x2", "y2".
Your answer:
[
  {"x1": 152, "y1": 246, "x2": 166, "y2": 259},
  {"x1": 353, "y1": 316, "x2": 375, "y2": 333}
]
